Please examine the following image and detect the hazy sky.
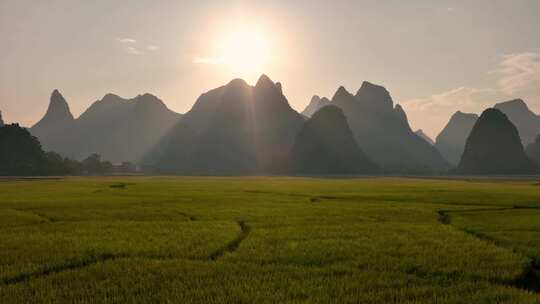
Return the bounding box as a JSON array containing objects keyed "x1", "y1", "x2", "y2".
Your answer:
[{"x1": 1, "y1": 0, "x2": 540, "y2": 138}]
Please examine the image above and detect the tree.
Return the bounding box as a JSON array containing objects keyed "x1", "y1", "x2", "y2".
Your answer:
[
  {"x1": 82, "y1": 153, "x2": 113, "y2": 175},
  {"x1": 0, "y1": 124, "x2": 48, "y2": 175}
]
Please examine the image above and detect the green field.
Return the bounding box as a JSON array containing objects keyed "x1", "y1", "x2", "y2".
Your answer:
[{"x1": 1, "y1": 177, "x2": 540, "y2": 303}]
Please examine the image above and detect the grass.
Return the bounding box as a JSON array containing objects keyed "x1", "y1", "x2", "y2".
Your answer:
[{"x1": 0, "y1": 176, "x2": 540, "y2": 303}]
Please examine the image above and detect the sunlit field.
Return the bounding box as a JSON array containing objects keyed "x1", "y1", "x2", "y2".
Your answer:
[{"x1": 1, "y1": 177, "x2": 540, "y2": 303}]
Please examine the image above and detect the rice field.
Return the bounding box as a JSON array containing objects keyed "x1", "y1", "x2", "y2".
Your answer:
[{"x1": 0, "y1": 176, "x2": 539, "y2": 303}]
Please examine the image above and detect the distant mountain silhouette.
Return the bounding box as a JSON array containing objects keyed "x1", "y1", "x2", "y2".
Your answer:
[
  {"x1": 526, "y1": 135, "x2": 540, "y2": 165},
  {"x1": 455, "y1": 108, "x2": 538, "y2": 175},
  {"x1": 33, "y1": 90, "x2": 75, "y2": 127},
  {"x1": 393, "y1": 104, "x2": 409, "y2": 126},
  {"x1": 435, "y1": 111, "x2": 478, "y2": 165},
  {"x1": 494, "y1": 99, "x2": 540, "y2": 145},
  {"x1": 292, "y1": 106, "x2": 379, "y2": 174},
  {"x1": 328, "y1": 82, "x2": 448, "y2": 173},
  {"x1": 0, "y1": 111, "x2": 4, "y2": 127},
  {"x1": 301, "y1": 95, "x2": 331, "y2": 117},
  {"x1": 148, "y1": 75, "x2": 306, "y2": 174},
  {"x1": 31, "y1": 91, "x2": 182, "y2": 163},
  {"x1": 415, "y1": 129, "x2": 434, "y2": 145},
  {"x1": 30, "y1": 90, "x2": 76, "y2": 156}
]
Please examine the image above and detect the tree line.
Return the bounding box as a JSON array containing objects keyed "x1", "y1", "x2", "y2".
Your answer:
[{"x1": 0, "y1": 124, "x2": 136, "y2": 176}]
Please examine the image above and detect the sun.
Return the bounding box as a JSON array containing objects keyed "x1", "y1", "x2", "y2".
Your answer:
[{"x1": 219, "y1": 30, "x2": 271, "y2": 77}]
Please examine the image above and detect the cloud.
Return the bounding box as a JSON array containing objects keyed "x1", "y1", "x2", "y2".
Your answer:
[
  {"x1": 118, "y1": 38, "x2": 137, "y2": 44},
  {"x1": 490, "y1": 52, "x2": 540, "y2": 95},
  {"x1": 125, "y1": 46, "x2": 143, "y2": 55},
  {"x1": 402, "y1": 87, "x2": 499, "y2": 138},
  {"x1": 402, "y1": 51, "x2": 540, "y2": 137},
  {"x1": 404, "y1": 87, "x2": 497, "y2": 113},
  {"x1": 147, "y1": 45, "x2": 160, "y2": 51},
  {"x1": 192, "y1": 57, "x2": 223, "y2": 64}
]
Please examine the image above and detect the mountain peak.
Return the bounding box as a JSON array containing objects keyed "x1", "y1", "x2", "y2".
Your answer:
[
  {"x1": 494, "y1": 99, "x2": 534, "y2": 117},
  {"x1": 227, "y1": 78, "x2": 250, "y2": 89},
  {"x1": 292, "y1": 105, "x2": 380, "y2": 174},
  {"x1": 494, "y1": 98, "x2": 540, "y2": 145},
  {"x1": 0, "y1": 110, "x2": 4, "y2": 126},
  {"x1": 256, "y1": 74, "x2": 274, "y2": 88},
  {"x1": 435, "y1": 111, "x2": 479, "y2": 165},
  {"x1": 495, "y1": 98, "x2": 528, "y2": 110},
  {"x1": 135, "y1": 93, "x2": 159, "y2": 101},
  {"x1": 358, "y1": 81, "x2": 385, "y2": 92},
  {"x1": 415, "y1": 129, "x2": 435, "y2": 145},
  {"x1": 44, "y1": 90, "x2": 73, "y2": 121},
  {"x1": 301, "y1": 95, "x2": 331, "y2": 117},
  {"x1": 133, "y1": 93, "x2": 168, "y2": 109},
  {"x1": 450, "y1": 110, "x2": 479, "y2": 122},
  {"x1": 332, "y1": 86, "x2": 353, "y2": 102},
  {"x1": 456, "y1": 108, "x2": 538, "y2": 174},
  {"x1": 356, "y1": 81, "x2": 393, "y2": 111},
  {"x1": 394, "y1": 104, "x2": 409, "y2": 125},
  {"x1": 275, "y1": 82, "x2": 283, "y2": 93},
  {"x1": 101, "y1": 93, "x2": 124, "y2": 102},
  {"x1": 31, "y1": 89, "x2": 74, "y2": 130}
]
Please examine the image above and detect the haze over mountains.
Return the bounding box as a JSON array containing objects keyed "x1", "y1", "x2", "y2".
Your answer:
[
  {"x1": 494, "y1": 99, "x2": 540, "y2": 146},
  {"x1": 301, "y1": 96, "x2": 331, "y2": 118},
  {"x1": 30, "y1": 90, "x2": 182, "y2": 163},
  {"x1": 526, "y1": 135, "x2": 540, "y2": 165},
  {"x1": 456, "y1": 108, "x2": 538, "y2": 175},
  {"x1": 292, "y1": 106, "x2": 379, "y2": 174},
  {"x1": 306, "y1": 82, "x2": 448, "y2": 173},
  {"x1": 146, "y1": 75, "x2": 305, "y2": 174},
  {"x1": 435, "y1": 111, "x2": 479, "y2": 165},
  {"x1": 415, "y1": 130, "x2": 434, "y2": 146},
  {"x1": 20, "y1": 74, "x2": 540, "y2": 175},
  {"x1": 434, "y1": 99, "x2": 540, "y2": 166}
]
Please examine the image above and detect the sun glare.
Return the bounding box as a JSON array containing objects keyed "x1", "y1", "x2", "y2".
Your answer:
[{"x1": 219, "y1": 30, "x2": 271, "y2": 77}]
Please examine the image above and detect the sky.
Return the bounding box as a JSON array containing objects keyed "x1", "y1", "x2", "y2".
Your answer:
[{"x1": 1, "y1": 0, "x2": 540, "y2": 138}]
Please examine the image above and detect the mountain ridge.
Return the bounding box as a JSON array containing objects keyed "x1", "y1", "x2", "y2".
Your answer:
[
  {"x1": 292, "y1": 105, "x2": 380, "y2": 174},
  {"x1": 435, "y1": 111, "x2": 479, "y2": 165},
  {"x1": 328, "y1": 82, "x2": 448, "y2": 173},
  {"x1": 148, "y1": 74, "x2": 305, "y2": 174},
  {"x1": 455, "y1": 108, "x2": 538, "y2": 175},
  {"x1": 494, "y1": 99, "x2": 540, "y2": 145},
  {"x1": 30, "y1": 90, "x2": 182, "y2": 163}
]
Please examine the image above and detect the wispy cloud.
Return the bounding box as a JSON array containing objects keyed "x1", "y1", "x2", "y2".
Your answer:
[
  {"x1": 126, "y1": 46, "x2": 143, "y2": 55},
  {"x1": 117, "y1": 38, "x2": 160, "y2": 55},
  {"x1": 403, "y1": 87, "x2": 499, "y2": 137},
  {"x1": 490, "y1": 52, "x2": 540, "y2": 95},
  {"x1": 118, "y1": 38, "x2": 137, "y2": 44},
  {"x1": 405, "y1": 87, "x2": 497, "y2": 113},
  {"x1": 400, "y1": 51, "x2": 540, "y2": 137}
]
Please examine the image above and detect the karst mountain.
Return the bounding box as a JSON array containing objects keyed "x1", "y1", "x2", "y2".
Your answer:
[
  {"x1": 301, "y1": 95, "x2": 331, "y2": 118},
  {"x1": 147, "y1": 75, "x2": 305, "y2": 174},
  {"x1": 494, "y1": 99, "x2": 540, "y2": 146},
  {"x1": 328, "y1": 82, "x2": 448, "y2": 173},
  {"x1": 526, "y1": 135, "x2": 540, "y2": 165},
  {"x1": 292, "y1": 105, "x2": 379, "y2": 174},
  {"x1": 415, "y1": 129, "x2": 434, "y2": 146},
  {"x1": 30, "y1": 90, "x2": 182, "y2": 163},
  {"x1": 435, "y1": 111, "x2": 479, "y2": 165},
  {"x1": 455, "y1": 108, "x2": 538, "y2": 175}
]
